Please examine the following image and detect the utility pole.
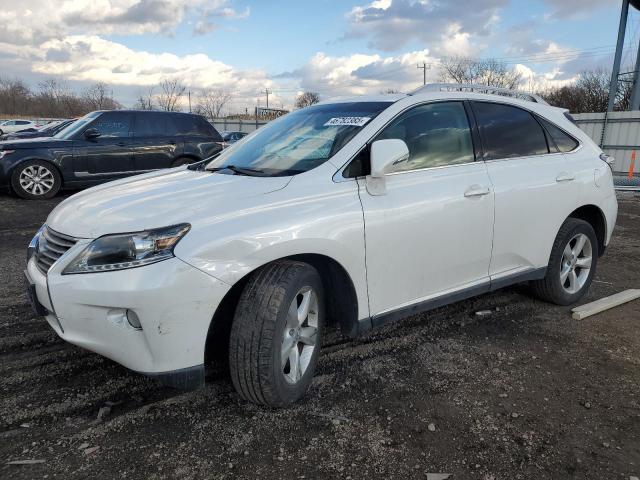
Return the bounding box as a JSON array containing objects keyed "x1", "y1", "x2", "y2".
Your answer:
[
  {"x1": 188, "y1": 91, "x2": 192, "y2": 113},
  {"x1": 264, "y1": 88, "x2": 272, "y2": 109},
  {"x1": 417, "y1": 62, "x2": 431, "y2": 86},
  {"x1": 608, "y1": 0, "x2": 630, "y2": 112}
]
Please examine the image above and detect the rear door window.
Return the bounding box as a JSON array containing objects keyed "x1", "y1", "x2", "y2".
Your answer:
[{"x1": 472, "y1": 102, "x2": 549, "y2": 160}]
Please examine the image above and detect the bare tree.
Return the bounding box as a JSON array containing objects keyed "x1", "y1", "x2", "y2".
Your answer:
[
  {"x1": 380, "y1": 88, "x2": 400, "y2": 94},
  {"x1": 195, "y1": 89, "x2": 232, "y2": 119},
  {"x1": 538, "y1": 68, "x2": 621, "y2": 113},
  {"x1": 135, "y1": 87, "x2": 155, "y2": 110},
  {"x1": 157, "y1": 79, "x2": 186, "y2": 112},
  {"x1": 0, "y1": 77, "x2": 31, "y2": 115},
  {"x1": 295, "y1": 92, "x2": 320, "y2": 109},
  {"x1": 439, "y1": 57, "x2": 522, "y2": 89},
  {"x1": 83, "y1": 82, "x2": 120, "y2": 111}
]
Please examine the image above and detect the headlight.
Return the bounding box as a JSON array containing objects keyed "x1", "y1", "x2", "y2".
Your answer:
[{"x1": 62, "y1": 224, "x2": 190, "y2": 274}]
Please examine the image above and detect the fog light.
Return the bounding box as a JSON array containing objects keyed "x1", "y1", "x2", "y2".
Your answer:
[{"x1": 126, "y1": 309, "x2": 142, "y2": 329}]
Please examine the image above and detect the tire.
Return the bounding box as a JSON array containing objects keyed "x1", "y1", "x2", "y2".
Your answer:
[
  {"x1": 171, "y1": 157, "x2": 196, "y2": 168},
  {"x1": 229, "y1": 260, "x2": 324, "y2": 407},
  {"x1": 530, "y1": 218, "x2": 598, "y2": 305},
  {"x1": 11, "y1": 160, "x2": 61, "y2": 199}
]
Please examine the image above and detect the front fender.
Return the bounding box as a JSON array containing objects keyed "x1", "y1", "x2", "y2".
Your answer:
[{"x1": 174, "y1": 171, "x2": 370, "y2": 321}]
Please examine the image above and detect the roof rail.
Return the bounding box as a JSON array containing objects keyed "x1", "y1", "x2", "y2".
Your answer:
[{"x1": 409, "y1": 83, "x2": 549, "y2": 105}]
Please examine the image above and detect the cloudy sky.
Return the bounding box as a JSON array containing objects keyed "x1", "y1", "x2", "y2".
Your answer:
[{"x1": 0, "y1": 0, "x2": 626, "y2": 111}]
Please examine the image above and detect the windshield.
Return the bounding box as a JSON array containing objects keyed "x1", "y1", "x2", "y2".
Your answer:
[
  {"x1": 54, "y1": 112, "x2": 99, "y2": 139},
  {"x1": 205, "y1": 102, "x2": 391, "y2": 176}
]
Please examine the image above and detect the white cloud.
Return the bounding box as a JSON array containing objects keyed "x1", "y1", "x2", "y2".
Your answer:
[
  {"x1": 541, "y1": 0, "x2": 619, "y2": 19},
  {"x1": 345, "y1": 0, "x2": 507, "y2": 53},
  {"x1": 0, "y1": 0, "x2": 248, "y2": 45},
  {"x1": 277, "y1": 49, "x2": 441, "y2": 98}
]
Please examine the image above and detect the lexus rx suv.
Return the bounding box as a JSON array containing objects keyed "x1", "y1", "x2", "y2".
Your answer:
[
  {"x1": 25, "y1": 85, "x2": 617, "y2": 407},
  {"x1": 0, "y1": 110, "x2": 222, "y2": 199}
]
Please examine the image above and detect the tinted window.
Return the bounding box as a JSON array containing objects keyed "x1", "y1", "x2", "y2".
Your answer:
[
  {"x1": 165, "y1": 114, "x2": 207, "y2": 137},
  {"x1": 135, "y1": 112, "x2": 168, "y2": 137},
  {"x1": 539, "y1": 117, "x2": 579, "y2": 153},
  {"x1": 472, "y1": 102, "x2": 548, "y2": 159},
  {"x1": 376, "y1": 101, "x2": 474, "y2": 172},
  {"x1": 17, "y1": 120, "x2": 30, "y2": 125},
  {"x1": 91, "y1": 112, "x2": 131, "y2": 138}
]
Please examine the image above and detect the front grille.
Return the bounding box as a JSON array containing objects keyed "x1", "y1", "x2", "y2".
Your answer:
[{"x1": 35, "y1": 227, "x2": 78, "y2": 275}]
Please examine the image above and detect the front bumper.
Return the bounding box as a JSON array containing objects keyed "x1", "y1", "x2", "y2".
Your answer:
[{"x1": 26, "y1": 249, "x2": 230, "y2": 386}]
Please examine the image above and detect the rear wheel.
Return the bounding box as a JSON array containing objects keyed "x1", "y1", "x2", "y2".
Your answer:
[
  {"x1": 11, "y1": 160, "x2": 61, "y2": 199},
  {"x1": 531, "y1": 218, "x2": 598, "y2": 305},
  {"x1": 229, "y1": 260, "x2": 324, "y2": 407}
]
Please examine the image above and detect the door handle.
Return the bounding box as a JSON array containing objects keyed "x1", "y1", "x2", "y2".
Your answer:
[
  {"x1": 556, "y1": 172, "x2": 575, "y2": 182},
  {"x1": 116, "y1": 142, "x2": 125, "y2": 147},
  {"x1": 464, "y1": 185, "x2": 491, "y2": 197}
]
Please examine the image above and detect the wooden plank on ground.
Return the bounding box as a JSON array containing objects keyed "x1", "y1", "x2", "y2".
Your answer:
[{"x1": 572, "y1": 289, "x2": 640, "y2": 320}]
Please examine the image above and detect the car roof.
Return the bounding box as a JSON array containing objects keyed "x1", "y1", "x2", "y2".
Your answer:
[
  {"x1": 316, "y1": 90, "x2": 564, "y2": 116},
  {"x1": 92, "y1": 110, "x2": 201, "y2": 116}
]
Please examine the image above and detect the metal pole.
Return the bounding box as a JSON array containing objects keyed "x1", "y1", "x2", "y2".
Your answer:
[
  {"x1": 608, "y1": 0, "x2": 630, "y2": 112},
  {"x1": 631, "y1": 40, "x2": 640, "y2": 109}
]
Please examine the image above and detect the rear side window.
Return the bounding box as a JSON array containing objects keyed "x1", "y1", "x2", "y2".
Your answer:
[
  {"x1": 472, "y1": 102, "x2": 549, "y2": 159},
  {"x1": 135, "y1": 112, "x2": 168, "y2": 137},
  {"x1": 166, "y1": 114, "x2": 219, "y2": 140},
  {"x1": 538, "y1": 117, "x2": 579, "y2": 153}
]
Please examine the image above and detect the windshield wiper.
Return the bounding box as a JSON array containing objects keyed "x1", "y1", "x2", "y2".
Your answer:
[{"x1": 207, "y1": 165, "x2": 268, "y2": 176}]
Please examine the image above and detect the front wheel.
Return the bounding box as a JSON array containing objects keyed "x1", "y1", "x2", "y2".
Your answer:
[
  {"x1": 11, "y1": 160, "x2": 61, "y2": 199},
  {"x1": 229, "y1": 260, "x2": 324, "y2": 407},
  {"x1": 531, "y1": 218, "x2": 598, "y2": 305}
]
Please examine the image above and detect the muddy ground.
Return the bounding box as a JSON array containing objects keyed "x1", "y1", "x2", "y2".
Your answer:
[{"x1": 1, "y1": 191, "x2": 639, "y2": 480}]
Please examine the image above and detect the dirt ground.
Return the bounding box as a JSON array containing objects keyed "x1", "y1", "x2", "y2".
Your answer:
[{"x1": 1, "y1": 191, "x2": 639, "y2": 480}]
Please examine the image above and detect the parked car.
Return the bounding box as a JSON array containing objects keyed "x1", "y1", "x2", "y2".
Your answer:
[
  {"x1": 25, "y1": 85, "x2": 617, "y2": 407},
  {"x1": 220, "y1": 130, "x2": 248, "y2": 147},
  {"x1": 0, "y1": 110, "x2": 223, "y2": 199},
  {"x1": 0, "y1": 119, "x2": 38, "y2": 135},
  {"x1": 1, "y1": 119, "x2": 76, "y2": 141}
]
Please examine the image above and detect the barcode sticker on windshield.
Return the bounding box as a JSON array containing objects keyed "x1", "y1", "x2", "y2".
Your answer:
[{"x1": 323, "y1": 117, "x2": 371, "y2": 127}]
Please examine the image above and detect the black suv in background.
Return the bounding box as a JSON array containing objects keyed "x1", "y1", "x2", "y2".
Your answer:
[{"x1": 0, "y1": 110, "x2": 223, "y2": 199}]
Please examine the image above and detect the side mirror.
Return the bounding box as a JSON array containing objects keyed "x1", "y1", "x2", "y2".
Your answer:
[
  {"x1": 84, "y1": 128, "x2": 101, "y2": 139},
  {"x1": 369, "y1": 139, "x2": 410, "y2": 178}
]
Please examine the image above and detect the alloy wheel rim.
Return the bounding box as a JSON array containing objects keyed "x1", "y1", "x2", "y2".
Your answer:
[
  {"x1": 281, "y1": 286, "x2": 319, "y2": 385},
  {"x1": 19, "y1": 165, "x2": 54, "y2": 196},
  {"x1": 560, "y1": 233, "x2": 593, "y2": 294}
]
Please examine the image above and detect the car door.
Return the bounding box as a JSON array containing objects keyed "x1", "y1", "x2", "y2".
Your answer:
[
  {"x1": 72, "y1": 112, "x2": 134, "y2": 180},
  {"x1": 131, "y1": 112, "x2": 180, "y2": 171},
  {"x1": 471, "y1": 101, "x2": 579, "y2": 282},
  {"x1": 357, "y1": 101, "x2": 495, "y2": 319}
]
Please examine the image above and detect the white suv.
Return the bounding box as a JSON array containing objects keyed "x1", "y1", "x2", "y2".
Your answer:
[{"x1": 25, "y1": 85, "x2": 617, "y2": 406}]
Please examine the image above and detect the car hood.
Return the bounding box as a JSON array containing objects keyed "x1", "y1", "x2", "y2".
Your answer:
[
  {"x1": 46, "y1": 168, "x2": 292, "y2": 238},
  {"x1": 0, "y1": 137, "x2": 71, "y2": 149}
]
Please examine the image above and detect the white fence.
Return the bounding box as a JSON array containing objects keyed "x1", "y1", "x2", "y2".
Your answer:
[
  {"x1": 208, "y1": 118, "x2": 268, "y2": 133},
  {"x1": 573, "y1": 111, "x2": 640, "y2": 174}
]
